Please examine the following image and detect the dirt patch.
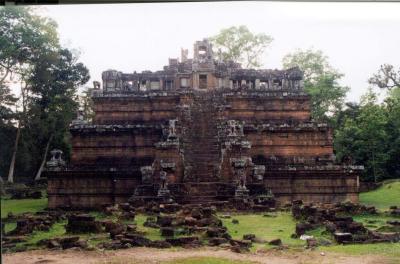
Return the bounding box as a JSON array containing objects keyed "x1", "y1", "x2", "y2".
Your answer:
[{"x1": 3, "y1": 247, "x2": 395, "y2": 264}]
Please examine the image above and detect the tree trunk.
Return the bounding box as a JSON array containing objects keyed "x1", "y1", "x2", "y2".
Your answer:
[
  {"x1": 7, "y1": 120, "x2": 21, "y2": 183},
  {"x1": 34, "y1": 134, "x2": 53, "y2": 181}
]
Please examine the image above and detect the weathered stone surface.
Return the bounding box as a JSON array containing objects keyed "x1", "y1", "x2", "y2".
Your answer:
[
  {"x1": 160, "y1": 227, "x2": 174, "y2": 237},
  {"x1": 334, "y1": 232, "x2": 353, "y2": 244},
  {"x1": 157, "y1": 215, "x2": 174, "y2": 227},
  {"x1": 208, "y1": 237, "x2": 229, "y2": 246},
  {"x1": 37, "y1": 236, "x2": 88, "y2": 250},
  {"x1": 149, "y1": 240, "x2": 172, "y2": 248},
  {"x1": 268, "y1": 238, "x2": 282, "y2": 246},
  {"x1": 243, "y1": 234, "x2": 256, "y2": 241},
  {"x1": 295, "y1": 222, "x2": 314, "y2": 236},
  {"x1": 123, "y1": 234, "x2": 152, "y2": 247},
  {"x1": 230, "y1": 239, "x2": 252, "y2": 250},
  {"x1": 306, "y1": 238, "x2": 318, "y2": 248},
  {"x1": 166, "y1": 236, "x2": 200, "y2": 247},
  {"x1": 66, "y1": 214, "x2": 102, "y2": 234}
]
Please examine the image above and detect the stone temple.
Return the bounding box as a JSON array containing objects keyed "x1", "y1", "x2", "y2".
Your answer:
[{"x1": 46, "y1": 39, "x2": 362, "y2": 209}]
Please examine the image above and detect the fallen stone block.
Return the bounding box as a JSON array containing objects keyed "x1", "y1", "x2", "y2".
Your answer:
[
  {"x1": 268, "y1": 238, "x2": 282, "y2": 246},
  {"x1": 160, "y1": 227, "x2": 175, "y2": 237},
  {"x1": 334, "y1": 232, "x2": 353, "y2": 244}
]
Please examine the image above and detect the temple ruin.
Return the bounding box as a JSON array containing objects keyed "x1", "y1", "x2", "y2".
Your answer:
[{"x1": 46, "y1": 39, "x2": 362, "y2": 208}]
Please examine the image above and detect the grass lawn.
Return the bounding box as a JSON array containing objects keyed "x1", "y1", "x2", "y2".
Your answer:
[
  {"x1": 221, "y1": 212, "x2": 304, "y2": 248},
  {"x1": 360, "y1": 180, "x2": 400, "y2": 210},
  {"x1": 1, "y1": 198, "x2": 48, "y2": 218},
  {"x1": 134, "y1": 214, "x2": 163, "y2": 241},
  {"x1": 320, "y1": 243, "x2": 400, "y2": 258},
  {"x1": 352, "y1": 213, "x2": 399, "y2": 230},
  {"x1": 26, "y1": 221, "x2": 67, "y2": 245}
]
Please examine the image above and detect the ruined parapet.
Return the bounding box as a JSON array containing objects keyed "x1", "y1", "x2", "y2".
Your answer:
[
  {"x1": 97, "y1": 40, "x2": 304, "y2": 94},
  {"x1": 102, "y1": 70, "x2": 123, "y2": 93}
]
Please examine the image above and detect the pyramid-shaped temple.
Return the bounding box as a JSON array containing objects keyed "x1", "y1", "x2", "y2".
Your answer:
[{"x1": 46, "y1": 39, "x2": 362, "y2": 208}]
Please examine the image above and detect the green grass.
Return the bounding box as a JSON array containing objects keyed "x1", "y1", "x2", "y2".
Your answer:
[
  {"x1": 353, "y1": 214, "x2": 399, "y2": 230},
  {"x1": 321, "y1": 243, "x2": 400, "y2": 258},
  {"x1": 221, "y1": 212, "x2": 304, "y2": 248},
  {"x1": 1, "y1": 198, "x2": 48, "y2": 218},
  {"x1": 164, "y1": 257, "x2": 256, "y2": 264},
  {"x1": 360, "y1": 181, "x2": 400, "y2": 210},
  {"x1": 26, "y1": 221, "x2": 67, "y2": 245},
  {"x1": 4, "y1": 222, "x2": 17, "y2": 233},
  {"x1": 134, "y1": 214, "x2": 163, "y2": 241}
]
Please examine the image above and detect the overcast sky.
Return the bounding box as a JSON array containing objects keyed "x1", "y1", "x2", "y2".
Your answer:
[{"x1": 40, "y1": 2, "x2": 400, "y2": 102}]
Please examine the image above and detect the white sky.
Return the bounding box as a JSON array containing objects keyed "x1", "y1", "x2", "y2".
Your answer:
[{"x1": 38, "y1": 2, "x2": 400, "y2": 102}]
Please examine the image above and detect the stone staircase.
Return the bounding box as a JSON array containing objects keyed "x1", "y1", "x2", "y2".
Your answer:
[{"x1": 182, "y1": 92, "x2": 222, "y2": 183}]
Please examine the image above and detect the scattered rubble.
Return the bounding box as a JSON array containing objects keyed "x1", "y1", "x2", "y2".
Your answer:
[
  {"x1": 291, "y1": 201, "x2": 399, "y2": 245},
  {"x1": 66, "y1": 214, "x2": 102, "y2": 234}
]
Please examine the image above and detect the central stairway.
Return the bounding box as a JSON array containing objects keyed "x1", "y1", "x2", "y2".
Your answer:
[
  {"x1": 180, "y1": 91, "x2": 227, "y2": 203},
  {"x1": 182, "y1": 92, "x2": 222, "y2": 182}
]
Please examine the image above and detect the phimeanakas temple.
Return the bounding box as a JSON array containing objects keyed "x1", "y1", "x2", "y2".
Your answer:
[{"x1": 45, "y1": 39, "x2": 363, "y2": 209}]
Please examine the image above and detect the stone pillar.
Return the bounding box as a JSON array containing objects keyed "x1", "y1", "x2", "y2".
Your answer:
[
  {"x1": 193, "y1": 73, "x2": 199, "y2": 89},
  {"x1": 255, "y1": 79, "x2": 260, "y2": 90}
]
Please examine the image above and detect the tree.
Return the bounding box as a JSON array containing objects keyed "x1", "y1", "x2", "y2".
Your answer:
[
  {"x1": 369, "y1": 64, "x2": 400, "y2": 90},
  {"x1": 368, "y1": 64, "x2": 400, "y2": 179},
  {"x1": 282, "y1": 48, "x2": 349, "y2": 122},
  {"x1": 384, "y1": 87, "x2": 400, "y2": 178},
  {"x1": 1, "y1": 6, "x2": 59, "y2": 183},
  {"x1": 28, "y1": 48, "x2": 89, "y2": 180},
  {"x1": 79, "y1": 86, "x2": 95, "y2": 122},
  {"x1": 334, "y1": 90, "x2": 389, "y2": 182},
  {"x1": 0, "y1": 7, "x2": 89, "y2": 182},
  {"x1": 209, "y1": 25, "x2": 273, "y2": 68},
  {"x1": 0, "y1": 83, "x2": 18, "y2": 125}
]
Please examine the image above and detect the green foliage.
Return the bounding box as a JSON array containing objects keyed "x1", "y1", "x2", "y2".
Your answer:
[
  {"x1": 26, "y1": 47, "x2": 89, "y2": 166},
  {"x1": 0, "y1": 6, "x2": 59, "y2": 79},
  {"x1": 334, "y1": 88, "x2": 400, "y2": 181},
  {"x1": 0, "y1": 84, "x2": 18, "y2": 125},
  {"x1": 209, "y1": 25, "x2": 273, "y2": 68},
  {"x1": 282, "y1": 48, "x2": 349, "y2": 123},
  {"x1": 384, "y1": 88, "x2": 400, "y2": 178},
  {"x1": 360, "y1": 180, "x2": 400, "y2": 210},
  {"x1": 0, "y1": 7, "x2": 89, "y2": 181},
  {"x1": 1, "y1": 197, "x2": 47, "y2": 218},
  {"x1": 79, "y1": 87, "x2": 95, "y2": 122}
]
